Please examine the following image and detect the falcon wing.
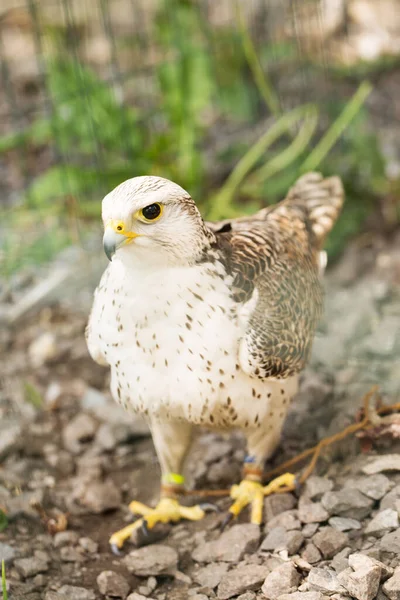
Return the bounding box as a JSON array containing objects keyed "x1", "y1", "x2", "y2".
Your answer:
[
  {"x1": 85, "y1": 266, "x2": 111, "y2": 367},
  {"x1": 212, "y1": 172, "x2": 344, "y2": 379}
]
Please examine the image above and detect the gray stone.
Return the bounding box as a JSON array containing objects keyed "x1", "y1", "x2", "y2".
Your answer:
[
  {"x1": 331, "y1": 547, "x2": 351, "y2": 573},
  {"x1": 236, "y1": 593, "x2": 257, "y2": 600},
  {"x1": 0, "y1": 542, "x2": 15, "y2": 565},
  {"x1": 192, "y1": 524, "x2": 260, "y2": 563},
  {"x1": 338, "y1": 564, "x2": 381, "y2": 600},
  {"x1": 53, "y1": 530, "x2": 80, "y2": 547},
  {"x1": 304, "y1": 477, "x2": 334, "y2": 501},
  {"x1": 127, "y1": 595, "x2": 155, "y2": 600},
  {"x1": 14, "y1": 557, "x2": 49, "y2": 578},
  {"x1": 265, "y1": 494, "x2": 297, "y2": 521},
  {"x1": 321, "y1": 489, "x2": 373, "y2": 519},
  {"x1": 307, "y1": 568, "x2": 346, "y2": 594},
  {"x1": 381, "y1": 485, "x2": 400, "y2": 511},
  {"x1": 267, "y1": 510, "x2": 301, "y2": 531},
  {"x1": 79, "y1": 537, "x2": 99, "y2": 554},
  {"x1": 193, "y1": 563, "x2": 229, "y2": 589},
  {"x1": 362, "y1": 455, "x2": 400, "y2": 475},
  {"x1": 382, "y1": 566, "x2": 400, "y2": 600},
  {"x1": 0, "y1": 421, "x2": 22, "y2": 459},
  {"x1": 348, "y1": 553, "x2": 393, "y2": 581},
  {"x1": 277, "y1": 594, "x2": 328, "y2": 600},
  {"x1": 217, "y1": 564, "x2": 269, "y2": 599},
  {"x1": 62, "y1": 413, "x2": 97, "y2": 454},
  {"x1": 260, "y1": 527, "x2": 304, "y2": 556},
  {"x1": 78, "y1": 478, "x2": 122, "y2": 513},
  {"x1": 312, "y1": 527, "x2": 348, "y2": 559},
  {"x1": 350, "y1": 475, "x2": 391, "y2": 500},
  {"x1": 57, "y1": 587, "x2": 96, "y2": 600},
  {"x1": 124, "y1": 544, "x2": 178, "y2": 576},
  {"x1": 261, "y1": 562, "x2": 300, "y2": 599},
  {"x1": 60, "y1": 546, "x2": 85, "y2": 562},
  {"x1": 365, "y1": 509, "x2": 399, "y2": 536},
  {"x1": 298, "y1": 500, "x2": 329, "y2": 524},
  {"x1": 97, "y1": 570, "x2": 130, "y2": 599},
  {"x1": 301, "y1": 543, "x2": 322, "y2": 564},
  {"x1": 329, "y1": 517, "x2": 361, "y2": 531},
  {"x1": 302, "y1": 523, "x2": 320, "y2": 538},
  {"x1": 380, "y1": 529, "x2": 400, "y2": 554}
]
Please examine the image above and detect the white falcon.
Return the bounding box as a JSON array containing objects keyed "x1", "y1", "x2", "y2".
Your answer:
[{"x1": 86, "y1": 172, "x2": 344, "y2": 551}]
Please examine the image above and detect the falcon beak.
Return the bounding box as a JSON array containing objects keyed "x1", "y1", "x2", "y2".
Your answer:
[{"x1": 103, "y1": 224, "x2": 140, "y2": 261}]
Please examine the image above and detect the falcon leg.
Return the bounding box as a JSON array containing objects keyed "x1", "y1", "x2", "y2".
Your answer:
[
  {"x1": 109, "y1": 419, "x2": 211, "y2": 552},
  {"x1": 225, "y1": 421, "x2": 296, "y2": 527}
]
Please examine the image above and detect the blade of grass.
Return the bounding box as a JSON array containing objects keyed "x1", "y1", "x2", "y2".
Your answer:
[
  {"x1": 235, "y1": 1, "x2": 280, "y2": 117},
  {"x1": 300, "y1": 81, "x2": 373, "y2": 172},
  {"x1": 209, "y1": 104, "x2": 316, "y2": 219},
  {"x1": 244, "y1": 105, "x2": 319, "y2": 193}
]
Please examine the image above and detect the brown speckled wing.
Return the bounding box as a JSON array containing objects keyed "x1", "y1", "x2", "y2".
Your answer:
[{"x1": 210, "y1": 172, "x2": 344, "y2": 379}]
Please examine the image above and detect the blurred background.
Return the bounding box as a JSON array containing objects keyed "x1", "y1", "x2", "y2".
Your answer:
[
  {"x1": 1, "y1": 0, "x2": 400, "y2": 282},
  {"x1": 0, "y1": 2, "x2": 400, "y2": 594}
]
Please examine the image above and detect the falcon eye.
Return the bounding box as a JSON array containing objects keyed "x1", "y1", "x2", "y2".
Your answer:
[
  {"x1": 140, "y1": 203, "x2": 162, "y2": 222},
  {"x1": 116, "y1": 225, "x2": 123, "y2": 231}
]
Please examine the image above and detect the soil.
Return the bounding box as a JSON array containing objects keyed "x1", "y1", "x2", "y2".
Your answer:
[{"x1": 0, "y1": 232, "x2": 400, "y2": 600}]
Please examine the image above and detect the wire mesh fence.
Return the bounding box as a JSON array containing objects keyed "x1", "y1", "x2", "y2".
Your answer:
[{"x1": 0, "y1": 0, "x2": 399, "y2": 275}]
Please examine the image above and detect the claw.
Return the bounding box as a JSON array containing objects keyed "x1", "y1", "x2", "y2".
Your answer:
[
  {"x1": 110, "y1": 543, "x2": 123, "y2": 556},
  {"x1": 199, "y1": 502, "x2": 219, "y2": 513},
  {"x1": 141, "y1": 519, "x2": 150, "y2": 537},
  {"x1": 220, "y1": 511, "x2": 234, "y2": 531}
]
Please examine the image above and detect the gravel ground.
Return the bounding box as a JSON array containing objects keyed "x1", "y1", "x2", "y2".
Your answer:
[{"x1": 0, "y1": 233, "x2": 400, "y2": 600}]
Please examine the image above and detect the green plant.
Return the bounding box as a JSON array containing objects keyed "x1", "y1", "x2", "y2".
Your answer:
[{"x1": 1, "y1": 559, "x2": 8, "y2": 600}]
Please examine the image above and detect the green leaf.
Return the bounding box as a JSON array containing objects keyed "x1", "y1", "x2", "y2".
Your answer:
[
  {"x1": 24, "y1": 382, "x2": 44, "y2": 410},
  {"x1": 1, "y1": 558, "x2": 8, "y2": 600},
  {"x1": 0, "y1": 511, "x2": 8, "y2": 533}
]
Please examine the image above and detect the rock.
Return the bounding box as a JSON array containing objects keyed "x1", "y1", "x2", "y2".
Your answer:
[
  {"x1": 321, "y1": 489, "x2": 373, "y2": 519},
  {"x1": 277, "y1": 593, "x2": 328, "y2": 600},
  {"x1": 124, "y1": 544, "x2": 178, "y2": 576},
  {"x1": 126, "y1": 595, "x2": 154, "y2": 600},
  {"x1": 338, "y1": 564, "x2": 381, "y2": 600},
  {"x1": 60, "y1": 546, "x2": 85, "y2": 562},
  {"x1": 331, "y1": 548, "x2": 352, "y2": 573},
  {"x1": 302, "y1": 524, "x2": 320, "y2": 538},
  {"x1": 298, "y1": 500, "x2": 329, "y2": 524},
  {"x1": 192, "y1": 524, "x2": 260, "y2": 563},
  {"x1": 350, "y1": 475, "x2": 391, "y2": 500},
  {"x1": 365, "y1": 509, "x2": 399, "y2": 536},
  {"x1": 14, "y1": 556, "x2": 49, "y2": 578},
  {"x1": 267, "y1": 510, "x2": 301, "y2": 531},
  {"x1": 382, "y1": 566, "x2": 400, "y2": 600},
  {"x1": 78, "y1": 478, "x2": 122, "y2": 513},
  {"x1": 260, "y1": 527, "x2": 304, "y2": 555},
  {"x1": 307, "y1": 568, "x2": 346, "y2": 595},
  {"x1": 57, "y1": 586, "x2": 95, "y2": 600},
  {"x1": 301, "y1": 543, "x2": 322, "y2": 564},
  {"x1": 53, "y1": 531, "x2": 80, "y2": 547},
  {"x1": 261, "y1": 562, "x2": 300, "y2": 599},
  {"x1": 0, "y1": 421, "x2": 22, "y2": 459},
  {"x1": 217, "y1": 564, "x2": 269, "y2": 599},
  {"x1": 312, "y1": 527, "x2": 348, "y2": 559},
  {"x1": 28, "y1": 332, "x2": 57, "y2": 367},
  {"x1": 381, "y1": 485, "x2": 400, "y2": 511},
  {"x1": 0, "y1": 542, "x2": 15, "y2": 565},
  {"x1": 304, "y1": 477, "x2": 334, "y2": 501},
  {"x1": 97, "y1": 571, "x2": 130, "y2": 599},
  {"x1": 193, "y1": 563, "x2": 229, "y2": 588},
  {"x1": 348, "y1": 553, "x2": 393, "y2": 581},
  {"x1": 380, "y1": 529, "x2": 400, "y2": 554},
  {"x1": 329, "y1": 516, "x2": 361, "y2": 531},
  {"x1": 362, "y1": 455, "x2": 400, "y2": 475},
  {"x1": 62, "y1": 413, "x2": 97, "y2": 454},
  {"x1": 79, "y1": 537, "x2": 99, "y2": 554},
  {"x1": 265, "y1": 494, "x2": 297, "y2": 521},
  {"x1": 236, "y1": 593, "x2": 256, "y2": 600}
]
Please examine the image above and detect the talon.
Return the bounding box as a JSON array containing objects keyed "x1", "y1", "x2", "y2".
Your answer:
[
  {"x1": 141, "y1": 519, "x2": 150, "y2": 537},
  {"x1": 110, "y1": 543, "x2": 123, "y2": 556},
  {"x1": 220, "y1": 511, "x2": 235, "y2": 531},
  {"x1": 199, "y1": 502, "x2": 219, "y2": 513}
]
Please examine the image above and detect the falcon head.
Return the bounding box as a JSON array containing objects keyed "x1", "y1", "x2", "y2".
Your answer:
[{"x1": 101, "y1": 176, "x2": 207, "y2": 264}]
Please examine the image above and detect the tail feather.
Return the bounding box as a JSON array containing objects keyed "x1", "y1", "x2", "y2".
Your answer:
[{"x1": 285, "y1": 172, "x2": 344, "y2": 245}]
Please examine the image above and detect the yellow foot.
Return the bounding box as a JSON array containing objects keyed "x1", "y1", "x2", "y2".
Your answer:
[
  {"x1": 109, "y1": 497, "x2": 213, "y2": 554},
  {"x1": 224, "y1": 473, "x2": 297, "y2": 527}
]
